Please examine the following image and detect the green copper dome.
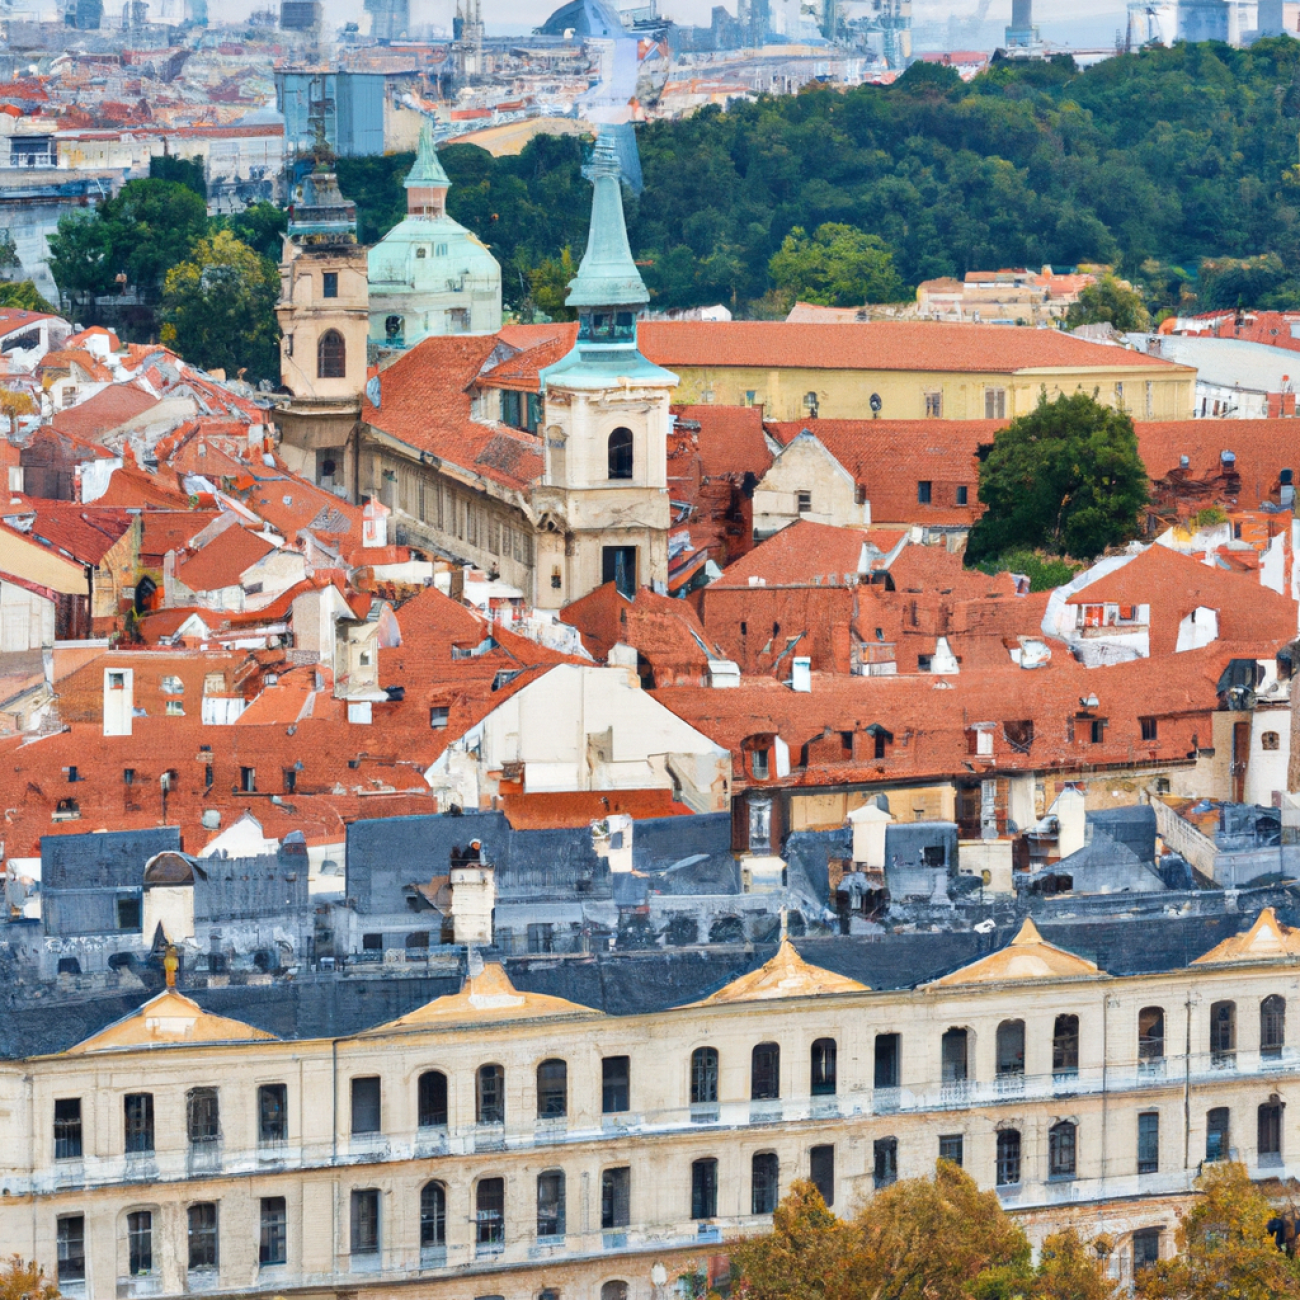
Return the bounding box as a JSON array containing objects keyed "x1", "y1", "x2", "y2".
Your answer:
[
  {"x1": 405, "y1": 120, "x2": 451, "y2": 190},
  {"x1": 565, "y1": 132, "x2": 648, "y2": 311}
]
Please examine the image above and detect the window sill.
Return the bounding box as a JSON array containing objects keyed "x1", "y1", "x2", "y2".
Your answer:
[{"x1": 419, "y1": 1246, "x2": 446, "y2": 1269}]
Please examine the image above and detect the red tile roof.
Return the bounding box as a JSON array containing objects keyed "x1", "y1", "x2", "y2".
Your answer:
[
  {"x1": 501, "y1": 787, "x2": 690, "y2": 829},
  {"x1": 1135, "y1": 419, "x2": 1299, "y2": 506},
  {"x1": 50, "y1": 383, "x2": 158, "y2": 442},
  {"x1": 1066, "y1": 545, "x2": 1298, "y2": 656},
  {"x1": 363, "y1": 335, "x2": 544, "y2": 492},
  {"x1": 712, "y1": 519, "x2": 874, "y2": 588},
  {"x1": 637, "y1": 322, "x2": 1190, "y2": 374},
  {"x1": 1, "y1": 502, "x2": 134, "y2": 565},
  {"x1": 175, "y1": 525, "x2": 275, "y2": 592},
  {"x1": 139, "y1": 510, "x2": 222, "y2": 564}
]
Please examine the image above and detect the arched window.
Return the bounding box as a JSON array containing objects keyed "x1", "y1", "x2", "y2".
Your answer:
[
  {"x1": 751, "y1": 1042, "x2": 780, "y2": 1100},
  {"x1": 1138, "y1": 1007, "x2": 1165, "y2": 1066},
  {"x1": 477, "y1": 1064, "x2": 504, "y2": 1125},
  {"x1": 607, "y1": 427, "x2": 633, "y2": 480},
  {"x1": 1262, "y1": 996, "x2": 1286, "y2": 1060},
  {"x1": 419, "y1": 1181, "x2": 445, "y2": 1247},
  {"x1": 691, "y1": 1047, "x2": 718, "y2": 1105},
  {"x1": 1206, "y1": 1107, "x2": 1229, "y2": 1161},
  {"x1": 1052, "y1": 1014, "x2": 1079, "y2": 1076},
  {"x1": 417, "y1": 1071, "x2": 447, "y2": 1128},
  {"x1": 811, "y1": 1039, "x2": 837, "y2": 1096},
  {"x1": 1210, "y1": 1002, "x2": 1236, "y2": 1066},
  {"x1": 996, "y1": 1020, "x2": 1024, "y2": 1079},
  {"x1": 384, "y1": 314, "x2": 403, "y2": 340},
  {"x1": 996, "y1": 1129, "x2": 1021, "y2": 1186},
  {"x1": 317, "y1": 329, "x2": 346, "y2": 379},
  {"x1": 1048, "y1": 1121, "x2": 1077, "y2": 1178},
  {"x1": 536, "y1": 1059, "x2": 567, "y2": 1118},
  {"x1": 601, "y1": 1284, "x2": 629, "y2": 1300}
]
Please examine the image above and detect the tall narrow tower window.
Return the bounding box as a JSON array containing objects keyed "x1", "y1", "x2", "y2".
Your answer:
[
  {"x1": 318, "y1": 330, "x2": 346, "y2": 379},
  {"x1": 608, "y1": 427, "x2": 633, "y2": 480}
]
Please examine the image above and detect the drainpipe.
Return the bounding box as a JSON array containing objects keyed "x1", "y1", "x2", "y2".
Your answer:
[{"x1": 1184, "y1": 991, "x2": 1193, "y2": 1175}]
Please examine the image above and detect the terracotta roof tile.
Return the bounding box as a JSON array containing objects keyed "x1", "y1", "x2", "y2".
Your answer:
[
  {"x1": 50, "y1": 384, "x2": 159, "y2": 441},
  {"x1": 175, "y1": 525, "x2": 275, "y2": 592}
]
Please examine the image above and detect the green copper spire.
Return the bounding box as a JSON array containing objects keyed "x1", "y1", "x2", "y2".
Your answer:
[
  {"x1": 566, "y1": 132, "x2": 648, "y2": 311},
  {"x1": 405, "y1": 120, "x2": 451, "y2": 190}
]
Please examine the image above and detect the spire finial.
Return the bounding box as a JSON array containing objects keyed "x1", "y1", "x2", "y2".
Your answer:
[
  {"x1": 164, "y1": 943, "x2": 178, "y2": 988},
  {"x1": 405, "y1": 119, "x2": 451, "y2": 192},
  {"x1": 565, "y1": 129, "x2": 649, "y2": 313},
  {"x1": 779, "y1": 905, "x2": 788, "y2": 943}
]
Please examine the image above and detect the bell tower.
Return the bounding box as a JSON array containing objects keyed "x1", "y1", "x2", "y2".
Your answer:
[{"x1": 532, "y1": 132, "x2": 677, "y2": 610}]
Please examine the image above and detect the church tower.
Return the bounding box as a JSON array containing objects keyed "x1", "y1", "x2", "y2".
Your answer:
[
  {"x1": 275, "y1": 158, "x2": 369, "y2": 494},
  {"x1": 532, "y1": 132, "x2": 677, "y2": 610}
]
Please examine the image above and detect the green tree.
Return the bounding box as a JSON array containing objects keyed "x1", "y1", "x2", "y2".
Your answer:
[
  {"x1": 1198, "y1": 253, "x2": 1295, "y2": 310},
  {"x1": 161, "y1": 230, "x2": 280, "y2": 383},
  {"x1": 48, "y1": 178, "x2": 208, "y2": 309},
  {"x1": 149, "y1": 153, "x2": 207, "y2": 200},
  {"x1": 527, "y1": 248, "x2": 579, "y2": 321},
  {"x1": 213, "y1": 202, "x2": 289, "y2": 262},
  {"x1": 0, "y1": 281, "x2": 59, "y2": 314},
  {"x1": 0, "y1": 1255, "x2": 60, "y2": 1300},
  {"x1": 974, "y1": 549, "x2": 1082, "y2": 593},
  {"x1": 1136, "y1": 1162, "x2": 1300, "y2": 1300},
  {"x1": 769, "y1": 223, "x2": 904, "y2": 307},
  {"x1": 1066, "y1": 274, "x2": 1151, "y2": 332},
  {"x1": 966, "y1": 391, "x2": 1149, "y2": 563}
]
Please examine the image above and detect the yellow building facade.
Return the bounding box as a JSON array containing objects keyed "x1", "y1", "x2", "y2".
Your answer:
[{"x1": 6, "y1": 913, "x2": 1300, "y2": 1300}]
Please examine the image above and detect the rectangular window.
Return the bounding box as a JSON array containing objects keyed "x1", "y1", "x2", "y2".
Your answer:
[
  {"x1": 282, "y1": 768, "x2": 296, "y2": 794},
  {"x1": 1140, "y1": 716, "x2": 1158, "y2": 742},
  {"x1": 57, "y1": 1216, "x2": 85, "y2": 1284},
  {"x1": 475, "y1": 1178, "x2": 504, "y2": 1246},
  {"x1": 873, "y1": 1137, "x2": 897, "y2": 1188},
  {"x1": 259, "y1": 1197, "x2": 287, "y2": 1266},
  {"x1": 258, "y1": 1084, "x2": 287, "y2": 1144},
  {"x1": 1138, "y1": 1112, "x2": 1159, "y2": 1174},
  {"x1": 751, "y1": 1042, "x2": 780, "y2": 1100},
  {"x1": 956, "y1": 485, "x2": 968, "y2": 506},
  {"x1": 601, "y1": 1166, "x2": 630, "y2": 1229},
  {"x1": 1206, "y1": 1107, "x2": 1230, "y2": 1162},
  {"x1": 1089, "y1": 719, "x2": 1106, "y2": 744},
  {"x1": 116, "y1": 896, "x2": 141, "y2": 930},
  {"x1": 127, "y1": 1210, "x2": 152, "y2": 1275},
  {"x1": 1260, "y1": 1103, "x2": 1283, "y2": 1158},
  {"x1": 691, "y1": 1158, "x2": 718, "y2": 1220},
  {"x1": 351, "y1": 1189, "x2": 380, "y2": 1255},
  {"x1": 751, "y1": 748, "x2": 770, "y2": 780},
  {"x1": 419, "y1": 1071, "x2": 448, "y2": 1128},
  {"x1": 536, "y1": 1171, "x2": 565, "y2": 1239},
  {"x1": 752, "y1": 1152, "x2": 779, "y2": 1215},
  {"x1": 429, "y1": 706, "x2": 450, "y2": 729},
  {"x1": 54, "y1": 1098, "x2": 82, "y2": 1160},
  {"x1": 1133, "y1": 1228, "x2": 1161, "y2": 1272},
  {"x1": 811, "y1": 1143, "x2": 835, "y2": 1205},
  {"x1": 187, "y1": 1088, "x2": 219, "y2": 1144},
  {"x1": 939, "y1": 1134, "x2": 964, "y2": 1167},
  {"x1": 985, "y1": 387, "x2": 1007, "y2": 419},
  {"x1": 925, "y1": 391, "x2": 942, "y2": 418},
  {"x1": 351, "y1": 1077, "x2": 381, "y2": 1135},
  {"x1": 322, "y1": 271, "x2": 338, "y2": 299},
  {"x1": 187, "y1": 1203, "x2": 218, "y2": 1270},
  {"x1": 917, "y1": 480, "x2": 932, "y2": 504},
  {"x1": 602, "y1": 1056, "x2": 630, "y2": 1114},
  {"x1": 874, "y1": 1033, "x2": 900, "y2": 1088},
  {"x1": 240, "y1": 766, "x2": 256, "y2": 793},
  {"x1": 796, "y1": 490, "x2": 812, "y2": 513},
  {"x1": 997, "y1": 1130, "x2": 1021, "y2": 1186},
  {"x1": 124, "y1": 1093, "x2": 154, "y2": 1154}
]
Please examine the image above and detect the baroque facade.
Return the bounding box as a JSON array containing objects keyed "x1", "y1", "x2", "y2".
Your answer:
[{"x1": 8, "y1": 910, "x2": 1300, "y2": 1300}]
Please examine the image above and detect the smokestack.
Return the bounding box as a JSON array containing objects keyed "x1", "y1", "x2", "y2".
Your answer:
[{"x1": 1011, "y1": 0, "x2": 1031, "y2": 26}]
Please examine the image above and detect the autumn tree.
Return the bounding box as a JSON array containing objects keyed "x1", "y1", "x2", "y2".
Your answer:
[
  {"x1": 965, "y1": 391, "x2": 1149, "y2": 565},
  {"x1": 0, "y1": 1255, "x2": 60, "y2": 1300},
  {"x1": 730, "y1": 1179, "x2": 850, "y2": 1300},
  {"x1": 1136, "y1": 1162, "x2": 1300, "y2": 1300},
  {"x1": 0, "y1": 387, "x2": 37, "y2": 432}
]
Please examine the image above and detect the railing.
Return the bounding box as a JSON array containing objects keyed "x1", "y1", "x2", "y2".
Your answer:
[{"x1": 19, "y1": 1047, "x2": 1300, "y2": 1197}]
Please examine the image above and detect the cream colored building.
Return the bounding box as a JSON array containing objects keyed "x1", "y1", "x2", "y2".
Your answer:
[
  {"x1": 636, "y1": 320, "x2": 1196, "y2": 423},
  {"x1": 7, "y1": 911, "x2": 1300, "y2": 1300}
]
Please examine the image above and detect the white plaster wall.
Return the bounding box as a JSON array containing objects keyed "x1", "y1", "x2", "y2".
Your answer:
[
  {"x1": 1246, "y1": 708, "x2": 1291, "y2": 809},
  {"x1": 1175, "y1": 605, "x2": 1219, "y2": 653},
  {"x1": 0, "y1": 578, "x2": 54, "y2": 651},
  {"x1": 752, "y1": 434, "x2": 864, "y2": 536}
]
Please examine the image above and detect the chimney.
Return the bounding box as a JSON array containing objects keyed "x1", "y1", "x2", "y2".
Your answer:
[
  {"x1": 450, "y1": 862, "x2": 495, "y2": 945},
  {"x1": 791, "y1": 657, "x2": 812, "y2": 692}
]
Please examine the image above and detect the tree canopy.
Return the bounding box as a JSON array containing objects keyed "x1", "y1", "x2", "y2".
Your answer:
[
  {"x1": 339, "y1": 40, "x2": 1300, "y2": 316},
  {"x1": 0, "y1": 1255, "x2": 59, "y2": 1300},
  {"x1": 732, "y1": 1168, "x2": 1117, "y2": 1300},
  {"x1": 769, "y1": 223, "x2": 904, "y2": 307},
  {"x1": 161, "y1": 230, "x2": 280, "y2": 384},
  {"x1": 1136, "y1": 1163, "x2": 1300, "y2": 1300},
  {"x1": 1065, "y1": 274, "x2": 1151, "y2": 332},
  {"x1": 965, "y1": 391, "x2": 1149, "y2": 564}
]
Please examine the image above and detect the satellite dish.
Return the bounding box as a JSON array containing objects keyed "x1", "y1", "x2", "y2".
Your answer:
[
  {"x1": 869, "y1": 392, "x2": 882, "y2": 413},
  {"x1": 365, "y1": 375, "x2": 381, "y2": 409}
]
